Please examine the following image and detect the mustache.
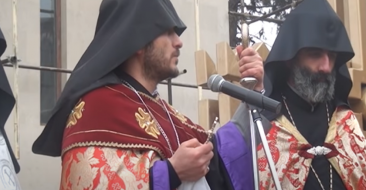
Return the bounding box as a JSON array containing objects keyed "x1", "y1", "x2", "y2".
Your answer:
[
  {"x1": 304, "y1": 70, "x2": 334, "y2": 84},
  {"x1": 172, "y1": 50, "x2": 180, "y2": 57}
]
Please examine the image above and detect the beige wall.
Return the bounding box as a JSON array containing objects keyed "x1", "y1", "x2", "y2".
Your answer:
[{"x1": 0, "y1": 0, "x2": 229, "y2": 189}]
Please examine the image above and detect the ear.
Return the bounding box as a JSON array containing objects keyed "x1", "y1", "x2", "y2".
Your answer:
[
  {"x1": 132, "y1": 48, "x2": 145, "y2": 64},
  {"x1": 136, "y1": 49, "x2": 144, "y2": 56}
]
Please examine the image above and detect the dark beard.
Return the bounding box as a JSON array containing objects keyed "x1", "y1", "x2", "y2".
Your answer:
[
  {"x1": 290, "y1": 64, "x2": 336, "y2": 103},
  {"x1": 143, "y1": 44, "x2": 179, "y2": 82}
]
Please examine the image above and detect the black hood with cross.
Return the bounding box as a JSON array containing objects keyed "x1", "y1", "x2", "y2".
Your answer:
[{"x1": 262, "y1": 0, "x2": 354, "y2": 119}]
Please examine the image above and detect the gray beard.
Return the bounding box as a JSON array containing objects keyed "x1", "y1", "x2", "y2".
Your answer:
[{"x1": 290, "y1": 64, "x2": 336, "y2": 103}]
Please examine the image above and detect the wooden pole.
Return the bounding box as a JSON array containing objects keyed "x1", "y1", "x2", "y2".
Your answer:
[{"x1": 328, "y1": 0, "x2": 366, "y2": 133}]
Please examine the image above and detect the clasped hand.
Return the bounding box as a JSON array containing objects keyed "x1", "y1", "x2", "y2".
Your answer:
[
  {"x1": 169, "y1": 138, "x2": 213, "y2": 181},
  {"x1": 236, "y1": 46, "x2": 264, "y2": 92}
]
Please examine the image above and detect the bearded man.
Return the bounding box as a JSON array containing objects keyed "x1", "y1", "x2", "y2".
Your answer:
[
  {"x1": 239, "y1": 0, "x2": 366, "y2": 189},
  {"x1": 32, "y1": 0, "x2": 267, "y2": 190},
  {"x1": 0, "y1": 27, "x2": 22, "y2": 189}
]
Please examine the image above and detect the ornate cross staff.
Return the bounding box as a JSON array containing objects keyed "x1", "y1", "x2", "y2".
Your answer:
[
  {"x1": 194, "y1": 5, "x2": 273, "y2": 129},
  {"x1": 238, "y1": 7, "x2": 258, "y2": 90},
  {"x1": 238, "y1": 1, "x2": 282, "y2": 189}
]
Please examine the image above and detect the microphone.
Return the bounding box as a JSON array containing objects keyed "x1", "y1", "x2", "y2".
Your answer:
[{"x1": 207, "y1": 74, "x2": 282, "y2": 114}]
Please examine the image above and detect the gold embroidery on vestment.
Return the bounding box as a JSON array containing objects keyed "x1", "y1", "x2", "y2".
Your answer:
[
  {"x1": 168, "y1": 104, "x2": 187, "y2": 123},
  {"x1": 66, "y1": 100, "x2": 85, "y2": 128},
  {"x1": 135, "y1": 107, "x2": 161, "y2": 139}
]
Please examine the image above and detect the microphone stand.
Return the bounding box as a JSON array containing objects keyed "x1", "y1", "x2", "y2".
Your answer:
[
  {"x1": 247, "y1": 104, "x2": 282, "y2": 190},
  {"x1": 247, "y1": 103, "x2": 260, "y2": 190},
  {"x1": 240, "y1": 77, "x2": 281, "y2": 189}
]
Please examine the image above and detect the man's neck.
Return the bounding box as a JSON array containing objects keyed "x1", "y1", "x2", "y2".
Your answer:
[
  {"x1": 121, "y1": 64, "x2": 158, "y2": 94},
  {"x1": 127, "y1": 73, "x2": 157, "y2": 94},
  {"x1": 139, "y1": 79, "x2": 158, "y2": 94}
]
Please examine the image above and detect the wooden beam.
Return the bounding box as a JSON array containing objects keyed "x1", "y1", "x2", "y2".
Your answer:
[
  {"x1": 345, "y1": 0, "x2": 366, "y2": 75},
  {"x1": 195, "y1": 50, "x2": 217, "y2": 88},
  {"x1": 337, "y1": 0, "x2": 366, "y2": 133},
  {"x1": 216, "y1": 42, "x2": 241, "y2": 82},
  {"x1": 218, "y1": 92, "x2": 241, "y2": 125},
  {"x1": 350, "y1": 88, "x2": 366, "y2": 131},
  {"x1": 198, "y1": 99, "x2": 219, "y2": 130}
]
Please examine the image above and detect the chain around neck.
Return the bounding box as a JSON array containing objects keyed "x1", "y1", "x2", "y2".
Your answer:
[{"x1": 121, "y1": 80, "x2": 180, "y2": 155}]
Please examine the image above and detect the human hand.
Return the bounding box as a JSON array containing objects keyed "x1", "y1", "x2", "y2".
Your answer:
[
  {"x1": 168, "y1": 138, "x2": 214, "y2": 181},
  {"x1": 236, "y1": 46, "x2": 264, "y2": 92}
]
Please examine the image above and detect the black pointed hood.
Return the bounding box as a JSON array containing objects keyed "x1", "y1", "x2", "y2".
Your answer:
[
  {"x1": 32, "y1": 0, "x2": 187, "y2": 156},
  {"x1": 0, "y1": 30, "x2": 6, "y2": 56},
  {"x1": 263, "y1": 0, "x2": 354, "y2": 107},
  {"x1": 0, "y1": 28, "x2": 20, "y2": 173}
]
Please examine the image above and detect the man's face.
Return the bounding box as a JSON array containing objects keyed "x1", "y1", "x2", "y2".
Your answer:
[
  {"x1": 142, "y1": 28, "x2": 183, "y2": 82},
  {"x1": 289, "y1": 48, "x2": 337, "y2": 103}
]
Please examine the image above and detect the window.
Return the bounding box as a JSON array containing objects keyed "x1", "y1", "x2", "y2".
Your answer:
[{"x1": 40, "y1": 0, "x2": 61, "y2": 124}]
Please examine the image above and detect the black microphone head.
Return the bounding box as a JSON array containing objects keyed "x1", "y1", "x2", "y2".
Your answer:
[{"x1": 207, "y1": 74, "x2": 224, "y2": 92}]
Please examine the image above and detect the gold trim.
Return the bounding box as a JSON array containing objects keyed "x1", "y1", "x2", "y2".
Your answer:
[
  {"x1": 62, "y1": 141, "x2": 166, "y2": 159},
  {"x1": 276, "y1": 108, "x2": 340, "y2": 144},
  {"x1": 66, "y1": 129, "x2": 160, "y2": 143},
  {"x1": 324, "y1": 108, "x2": 342, "y2": 143},
  {"x1": 276, "y1": 115, "x2": 308, "y2": 144}
]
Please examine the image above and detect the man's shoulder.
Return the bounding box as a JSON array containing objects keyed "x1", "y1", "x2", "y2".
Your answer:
[
  {"x1": 71, "y1": 84, "x2": 134, "y2": 113},
  {"x1": 334, "y1": 106, "x2": 357, "y2": 120},
  {"x1": 82, "y1": 84, "x2": 127, "y2": 101}
]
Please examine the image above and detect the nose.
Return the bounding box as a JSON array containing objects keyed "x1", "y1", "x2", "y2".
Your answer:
[
  {"x1": 318, "y1": 53, "x2": 332, "y2": 73},
  {"x1": 173, "y1": 34, "x2": 183, "y2": 49}
]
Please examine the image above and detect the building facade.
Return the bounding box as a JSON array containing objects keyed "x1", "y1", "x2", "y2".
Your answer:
[{"x1": 0, "y1": 0, "x2": 229, "y2": 189}]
